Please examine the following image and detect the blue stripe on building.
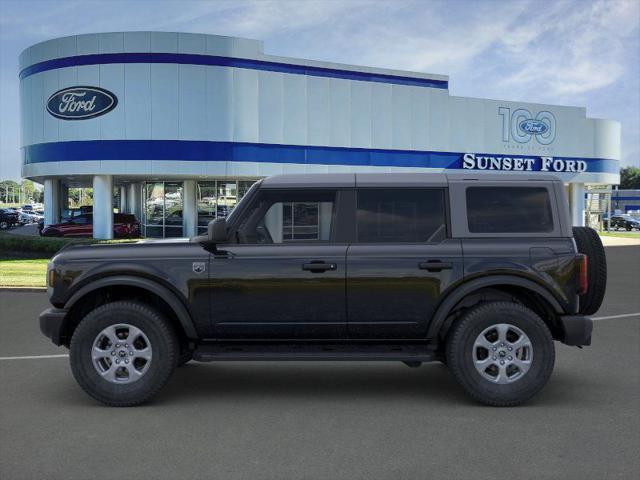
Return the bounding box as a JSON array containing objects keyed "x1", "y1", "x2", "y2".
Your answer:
[
  {"x1": 19, "y1": 53, "x2": 448, "y2": 89},
  {"x1": 22, "y1": 140, "x2": 619, "y2": 174}
]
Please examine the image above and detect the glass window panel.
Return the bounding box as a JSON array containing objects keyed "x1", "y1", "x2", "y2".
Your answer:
[
  {"x1": 144, "y1": 182, "x2": 164, "y2": 238},
  {"x1": 217, "y1": 181, "x2": 237, "y2": 218},
  {"x1": 239, "y1": 191, "x2": 335, "y2": 244},
  {"x1": 238, "y1": 181, "x2": 256, "y2": 200},
  {"x1": 357, "y1": 189, "x2": 446, "y2": 243},
  {"x1": 145, "y1": 226, "x2": 163, "y2": 238},
  {"x1": 197, "y1": 181, "x2": 217, "y2": 234},
  {"x1": 466, "y1": 187, "x2": 553, "y2": 233}
]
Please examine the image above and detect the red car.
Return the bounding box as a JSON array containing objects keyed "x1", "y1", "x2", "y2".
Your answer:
[{"x1": 41, "y1": 213, "x2": 140, "y2": 238}]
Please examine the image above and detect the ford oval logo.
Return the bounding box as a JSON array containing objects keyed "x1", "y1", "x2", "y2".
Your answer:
[
  {"x1": 46, "y1": 86, "x2": 117, "y2": 120},
  {"x1": 518, "y1": 119, "x2": 548, "y2": 135}
]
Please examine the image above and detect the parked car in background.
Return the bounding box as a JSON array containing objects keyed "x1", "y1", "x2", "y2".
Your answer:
[
  {"x1": 40, "y1": 213, "x2": 140, "y2": 238},
  {"x1": 607, "y1": 214, "x2": 640, "y2": 231},
  {"x1": 18, "y1": 210, "x2": 43, "y2": 225},
  {"x1": 0, "y1": 208, "x2": 20, "y2": 229}
]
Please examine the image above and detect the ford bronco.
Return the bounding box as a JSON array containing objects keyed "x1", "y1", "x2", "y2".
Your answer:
[{"x1": 39, "y1": 173, "x2": 606, "y2": 407}]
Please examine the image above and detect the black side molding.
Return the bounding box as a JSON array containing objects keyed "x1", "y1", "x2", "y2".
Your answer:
[{"x1": 193, "y1": 342, "x2": 435, "y2": 362}]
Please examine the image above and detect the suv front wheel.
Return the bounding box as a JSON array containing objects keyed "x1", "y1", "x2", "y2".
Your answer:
[
  {"x1": 70, "y1": 301, "x2": 178, "y2": 407},
  {"x1": 446, "y1": 302, "x2": 555, "y2": 407}
]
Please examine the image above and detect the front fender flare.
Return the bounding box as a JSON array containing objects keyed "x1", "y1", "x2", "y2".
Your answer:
[
  {"x1": 64, "y1": 275, "x2": 198, "y2": 339},
  {"x1": 426, "y1": 275, "x2": 565, "y2": 340}
]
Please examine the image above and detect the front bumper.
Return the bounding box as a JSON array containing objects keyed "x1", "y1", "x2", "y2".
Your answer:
[
  {"x1": 39, "y1": 307, "x2": 68, "y2": 346},
  {"x1": 558, "y1": 315, "x2": 593, "y2": 346}
]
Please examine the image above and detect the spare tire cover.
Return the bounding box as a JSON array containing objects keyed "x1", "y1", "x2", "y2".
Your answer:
[{"x1": 572, "y1": 226, "x2": 607, "y2": 315}]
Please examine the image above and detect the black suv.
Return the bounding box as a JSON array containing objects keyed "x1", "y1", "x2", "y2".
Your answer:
[
  {"x1": 607, "y1": 214, "x2": 640, "y2": 231},
  {"x1": 39, "y1": 173, "x2": 606, "y2": 407},
  {"x1": 0, "y1": 208, "x2": 20, "y2": 229}
]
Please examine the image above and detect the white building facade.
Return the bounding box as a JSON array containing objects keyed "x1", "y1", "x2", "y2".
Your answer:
[{"x1": 20, "y1": 32, "x2": 621, "y2": 238}]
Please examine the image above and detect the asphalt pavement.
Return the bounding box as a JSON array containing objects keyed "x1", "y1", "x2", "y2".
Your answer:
[{"x1": 1, "y1": 245, "x2": 639, "y2": 480}]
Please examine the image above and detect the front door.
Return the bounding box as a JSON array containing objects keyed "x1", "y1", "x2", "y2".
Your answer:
[
  {"x1": 210, "y1": 189, "x2": 348, "y2": 339},
  {"x1": 347, "y1": 188, "x2": 464, "y2": 338}
]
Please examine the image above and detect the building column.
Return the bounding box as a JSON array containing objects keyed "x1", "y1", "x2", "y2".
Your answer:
[
  {"x1": 128, "y1": 183, "x2": 142, "y2": 219},
  {"x1": 119, "y1": 185, "x2": 127, "y2": 213},
  {"x1": 570, "y1": 183, "x2": 585, "y2": 227},
  {"x1": 93, "y1": 175, "x2": 113, "y2": 239},
  {"x1": 43, "y1": 178, "x2": 60, "y2": 226},
  {"x1": 59, "y1": 184, "x2": 69, "y2": 212},
  {"x1": 182, "y1": 180, "x2": 197, "y2": 237}
]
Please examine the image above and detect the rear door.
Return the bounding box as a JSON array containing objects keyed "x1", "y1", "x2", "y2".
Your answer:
[{"x1": 347, "y1": 187, "x2": 463, "y2": 338}]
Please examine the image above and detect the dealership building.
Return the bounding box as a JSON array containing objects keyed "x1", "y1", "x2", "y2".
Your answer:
[{"x1": 19, "y1": 32, "x2": 621, "y2": 238}]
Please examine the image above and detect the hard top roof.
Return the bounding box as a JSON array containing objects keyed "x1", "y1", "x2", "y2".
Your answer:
[{"x1": 260, "y1": 172, "x2": 561, "y2": 188}]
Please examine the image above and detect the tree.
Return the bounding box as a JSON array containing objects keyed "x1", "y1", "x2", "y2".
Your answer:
[
  {"x1": 21, "y1": 179, "x2": 36, "y2": 202},
  {"x1": 0, "y1": 180, "x2": 20, "y2": 204},
  {"x1": 619, "y1": 166, "x2": 640, "y2": 189}
]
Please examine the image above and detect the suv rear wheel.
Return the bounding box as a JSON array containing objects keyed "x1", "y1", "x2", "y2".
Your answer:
[
  {"x1": 70, "y1": 301, "x2": 178, "y2": 407},
  {"x1": 446, "y1": 302, "x2": 555, "y2": 407}
]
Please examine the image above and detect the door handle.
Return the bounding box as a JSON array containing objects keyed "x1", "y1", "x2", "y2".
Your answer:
[
  {"x1": 418, "y1": 260, "x2": 453, "y2": 272},
  {"x1": 302, "y1": 262, "x2": 337, "y2": 272}
]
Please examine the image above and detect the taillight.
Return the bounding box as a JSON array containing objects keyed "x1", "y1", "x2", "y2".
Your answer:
[{"x1": 576, "y1": 254, "x2": 588, "y2": 295}]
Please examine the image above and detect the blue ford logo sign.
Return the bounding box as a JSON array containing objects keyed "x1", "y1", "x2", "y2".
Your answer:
[
  {"x1": 518, "y1": 119, "x2": 548, "y2": 135},
  {"x1": 46, "y1": 86, "x2": 117, "y2": 120}
]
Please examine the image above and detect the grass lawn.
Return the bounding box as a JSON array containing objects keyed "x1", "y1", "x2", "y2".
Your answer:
[
  {"x1": 0, "y1": 257, "x2": 48, "y2": 287},
  {"x1": 598, "y1": 231, "x2": 640, "y2": 239}
]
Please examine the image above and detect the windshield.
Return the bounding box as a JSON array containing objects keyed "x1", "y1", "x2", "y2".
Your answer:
[
  {"x1": 189, "y1": 179, "x2": 263, "y2": 241},
  {"x1": 225, "y1": 179, "x2": 262, "y2": 226}
]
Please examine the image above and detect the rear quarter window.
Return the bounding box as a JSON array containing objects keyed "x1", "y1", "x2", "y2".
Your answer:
[{"x1": 466, "y1": 187, "x2": 554, "y2": 233}]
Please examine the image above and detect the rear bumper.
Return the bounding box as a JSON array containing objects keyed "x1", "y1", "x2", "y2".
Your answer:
[
  {"x1": 39, "y1": 307, "x2": 68, "y2": 346},
  {"x1": 558, "y1": 315, "x2": 593, "y2": 346}
]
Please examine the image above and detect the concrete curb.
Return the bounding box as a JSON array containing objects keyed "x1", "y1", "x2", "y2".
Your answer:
[{"x1": 0, "y1": 287, "x2": 47, "y2": 292}]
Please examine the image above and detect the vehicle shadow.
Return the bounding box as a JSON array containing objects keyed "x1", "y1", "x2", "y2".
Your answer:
[
  {"x1": 156, "y1": 362, "x2": 589, "y2": 407},
  {"x1": 157, "y1": 362, "x2": 469, "y2": 405},
  {"x1": 46, "y1": 361, "x2": 593, "y2": 408}
]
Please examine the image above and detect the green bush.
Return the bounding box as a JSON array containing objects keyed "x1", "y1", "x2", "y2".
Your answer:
[{"x1": 0, "y1": 232, "x2": 136, "y2": 256}]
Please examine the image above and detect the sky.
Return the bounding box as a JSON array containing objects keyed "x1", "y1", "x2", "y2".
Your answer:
[{"x1": 0, "y1": 0, "x2": 638, "y2": 181}]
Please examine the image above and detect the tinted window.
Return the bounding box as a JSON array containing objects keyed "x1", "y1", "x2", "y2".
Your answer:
[
  {"x1": 356, "y1": 189, "x2": 446, "y2": 243},
  {"x1": 115, "y1": 214, "x2": 136, "y2": 223},
  {"x1": 466, "y1": 187, "x2": 553, "y2": 233},
  {"x1": 237, "y1": 190, "x2": 335, "y2": 244},
  {"x1": 73, "y1": 215, "x2": 92, "y2": 225}
]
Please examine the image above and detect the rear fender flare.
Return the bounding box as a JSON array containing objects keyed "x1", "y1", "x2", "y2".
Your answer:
[{"x1": 426, "y1": 275, "x2": 565, "y2": 340}]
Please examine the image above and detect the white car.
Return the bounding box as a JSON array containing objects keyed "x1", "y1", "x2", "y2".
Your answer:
[{"x1": 18, "y1": 211, "x2": 42, "y2": 224}]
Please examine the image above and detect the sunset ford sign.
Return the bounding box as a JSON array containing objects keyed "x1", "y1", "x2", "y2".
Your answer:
[{"x1": 46, "y1": 86, "x2": 117, "y2": 120}]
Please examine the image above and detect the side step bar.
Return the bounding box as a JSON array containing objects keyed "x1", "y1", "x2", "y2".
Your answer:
[{"x1": 193, "y1": 342, "x2": 436, "y2": 362}]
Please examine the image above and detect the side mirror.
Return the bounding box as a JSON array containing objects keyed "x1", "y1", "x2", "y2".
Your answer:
[{"x1": 208, "y1": 217, "x2": 228, "y2": 243}]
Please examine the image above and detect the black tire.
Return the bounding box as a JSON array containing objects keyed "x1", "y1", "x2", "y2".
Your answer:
[
  {"x1": 446, "y1": 302, "x2": 555, "y2": 407},
  {"x1": 70, "y1": 301, "x2": 178, "y2": 407},
  {"x1": 0, "y1": 221, "x2": 8, "y2": 230},
  {"x1": 572, "y1": 226, "x2": 607, "y2": 315}
]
